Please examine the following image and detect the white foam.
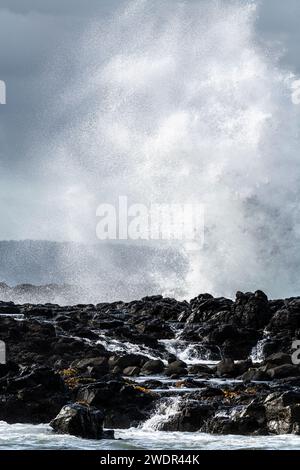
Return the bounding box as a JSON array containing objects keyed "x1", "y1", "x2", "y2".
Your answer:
[
  {"x1": 31, "y1": 0, "x2": 300, "y2": 301},
  {"x1": 1, "y1": 421, "x2": 300, "y2": 450}
]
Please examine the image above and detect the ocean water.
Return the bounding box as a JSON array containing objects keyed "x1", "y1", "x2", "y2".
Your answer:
[{"x1": 1, "y1": 422, "x2": 300, "y2": 450}]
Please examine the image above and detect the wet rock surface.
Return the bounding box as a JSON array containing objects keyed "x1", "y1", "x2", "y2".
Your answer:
[
  {"x1": 0, "y1": 290, "x2": 300, "y2": 438},
  {"x1": 50, "y1": 403, "x2": 114, "y2": 439}
]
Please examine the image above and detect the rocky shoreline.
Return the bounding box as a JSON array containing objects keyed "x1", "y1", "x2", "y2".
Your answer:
[{"x1": 1, "y1": 290, "x2": 300, "y2": 440}]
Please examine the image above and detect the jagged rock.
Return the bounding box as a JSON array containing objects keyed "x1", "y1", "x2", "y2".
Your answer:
[
  {"x1": 204, "y1": 415, "x2": 261, "y2": 435},
  {"x1": 234, "y1": 360, "x2": 253, "y2": 376},
  {"x1": 1, "y1": 290, "x2": 300, "y2": 437},
  {"x1": 179, "y1": 324, "x2": 203, "y2": 341},
  {"x1": 50, "y1": 403, "x2": 113, "y2": 439},
  {"x1": 216, "y1": 358, "x2": 236, "y2": 377},
  {"x1": 255, "y1": 339, "x2": 281, "y2": 358},
  {"x1": 240, "y1": 368, "x2": 270, "y2": 382},
  {"x1": 233, "y1": 290, "x2": 270, "y2": 329},
  {"x1": 139, "y1": 379, "x2": 163, "y2": 389},
  {"x1": 108, "y1": 354, "x2": 148, "y2": 370},
  {"x1": 76, "y1": 377, "x2": 156, "y2": 428},
  {"x1": 263, "y1": 352, "x2": 292, "y2": 367},
  {"x1": 76, "y1": 378, "x2": 125, "y2": 406},
  {"x1": 165, "y1": 360, "x2": 187, "y2": 377},
  {"x1": 208, "y1": 324, "x2": 238, "y2": 343},
  {"x1": 267, "y1": 364, "x2": 300, "y2": 380},
  {"x1": 5, "y1": 366, "x2": 65, "y2": 393},
  {"x1": 0, "y1": 366, "x2": 68, "y2": 424},
  {"x1": 127, "y1": 296, "x2": 190, "y2": 322},
  {"x1": 159, "y1": 401, "x2": 215, "y2": 431},
  {"x1": 141, "y1": 359, "x2": 165, "y2": 375},
  {"x1": 197, "y1": 386, "x2": 225, "y2": 398},
  {"x1": 268, "y1": 306, "x2": 300, "y2": 334},
  {"x1": 166, "y1": 353, "x2": 177, "y2": 363},
  {"x1": 265, "y1": 391, "x2": 300, "y2": 434},
  {"x1": 123, "y1": 366, "x2": 141, "y2": 376},
  {"x1": 205, "y1": 401, "x2": 266, "y2": 435},
  {"x1": 0, "y1": 303, "x2": 20, "y2": 315},
  {"x1": 222, "y1": 331, "x2": 259, "y2": 360},
  {"x1": 72, "y1": 357, "x2": 109, "y2": 375},
  {"x1": 188, "y1": 295, "x2": 233, "y2": 323},
  {"x1": 188, "y1": 363, "x2": 214, "y2": 376},
  {"x1": 239, "y1": 401, "x2": 266, "y2": 427},
  {"x1": 203, "y1": 323, "x2": 259, "y2": 360},
  {"x1": 133, "y1": 318, "x2": 173, "y2": 339}
]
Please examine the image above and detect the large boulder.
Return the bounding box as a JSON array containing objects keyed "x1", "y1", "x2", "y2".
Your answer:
[
  {"x1": 123, "y1": 366, "x2": 141, "y2": 376},
  {"x1": 267, "y1": 306, "x2": 300, "y2": 334},
  {"x1": 165, "y1": 360, "x2": 187, "y2": 377},
  {"x1": 233, "y1": 291, "x2": 270, "y2": 330},
  {"x1": 133, "y1": 318, "x2": 173, "y2": 339},
  {"x1": 216, "y1": 358, "x2": 236, "y2": 377},
  {"x1": 108, "y1": 354, "x2": 147, "y2": 371},
  {"x1": 240, "y1": 368, "x2": 270, "y2": 382},
  {"x1": 71, "y1": 357, "x2": 109, "y2": 377},
  {"x1": 267, "y1": 364, "x2": 300, "y2": 380},
  {"x1": 205, "y1": 402, "x2": 266, "y2": 435},
  {"x1": 141, "y1": 359, "x2": 165, "y2": 375},
  {"x1": 76, "y1": 377, "x2": 157, "y2": 428},
  {"x1": 76, "y1": 378, "x2": 125, "y2": 406},
  {"x1": 188, "y1": 295, "x2": 233, "y2": 323},
  {"x1": 159, "y1": 401, "x2": 215, "y2": 432},
  {"x1": 263, "y1": 352, "x2": 292, "y2": 367},
  {"x1": 50, "y1": 403, "x2": 114, "y2": 439},
  {"x1": 188, "y1": 363, "x2": 214, "y2": 377},
  {"x1": 265, "y1": 391, "x2": 300, "y2": 434},
  {"x1": 127, "y1": 296, "x2": 190, "y2": 322},
  {"x1": 205, "y1": 325, "x2": 259, "y2": 360}
]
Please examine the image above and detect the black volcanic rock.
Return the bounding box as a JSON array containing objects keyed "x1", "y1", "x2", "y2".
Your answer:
[
  {"x1": 159, "y1": 401, "x2": 215, "y2": 432},
  {"x1": 216, "y1": 358, "x2": 236, "y2": 377},
  {"x1": 50, "y1": 403, "x2": 113, "y2": 439},
  {"x1": 76, "y1": 377, "x2": 156, "y2": 428},
  {"x1": 141, "y1": 359, "x2": 165, "y2": 375},
  {"x1": 188, "y1": 294, "x2": 233, "y2": 324},
  {"x1": 0, "y1": 290, "x2": 300, "y2": 437},
  {"x1": 108, "y1": 353, "x2": 148, "y2": 370},
  {"x1": 165, "y1": 360, "x2": 188, "y2": 377},
  {"x1": 233, "y1": 290, "x2": 270, "y2": 329},
  {"x1": 265, "y1": 391, "x2": 300, "y2": 434},
  {"x1": 0, "y1": 366, "x2": 68, "y2": 424}
]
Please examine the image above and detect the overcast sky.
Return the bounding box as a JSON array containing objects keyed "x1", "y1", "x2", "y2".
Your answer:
[{"x1": 0, "y1": 0, "x2": 300, "y2": 241}]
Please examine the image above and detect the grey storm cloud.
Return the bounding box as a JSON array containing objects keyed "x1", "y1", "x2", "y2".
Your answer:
[
  {"x1": 0, "y1": 0, "x2": 121, "y2": 16},
  {"x1": 0, "y1": 0, "x2": 300, "y2": 240}
]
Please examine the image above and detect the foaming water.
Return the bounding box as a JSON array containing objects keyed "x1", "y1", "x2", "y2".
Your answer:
[
  {"x1": 1, "y1": 422, "x2": 300, "y2": 450},
  {"x1": 96, "y1": 336, "x2": 162, "y2": 361},
  {"x1": 160, "y1": 338, "x2": 218, "y2": 365},
  {"x1": 250, "y1": 330, "x2": 270, "y2": 363},
  {"x1": 25, "y1": 0, "x2": 300, "y2": 301},
  {"x1": 141, "y1": 397, "x2": 182, "y2": 431}
]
